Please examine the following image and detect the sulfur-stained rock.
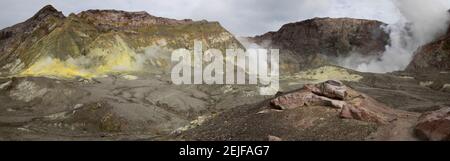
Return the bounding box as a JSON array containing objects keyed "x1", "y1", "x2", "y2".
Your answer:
[{"x1": 0, "y1": 5, "x2": 243, "y2": 78}]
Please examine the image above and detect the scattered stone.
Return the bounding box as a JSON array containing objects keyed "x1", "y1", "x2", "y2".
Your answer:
[
  {"x1": 268, "y1": 135, "x2": 283, "y2": 141},
  {"x1": 44, "y1": 111, "x2": 69, "y2": 120},
  {"x1": 420, "y1": 81, "x2": 434, "y2": 87},
  {"x1": 17, "y1": 127, "x2": 32, "y2": 132},
  {"x1": 171, "y1": 115, "x2": 214, "y2": 135},
  {"x1": 6, "y1": 108, "x2": 16, "y2": 112},
  {"x1": 0, "y1": 80, "x2": 12, "y2": 89},
  {"x1": 73, "y1": 104, "x2": 83, "y2": 110},
  {"x1": 415, "y1": 107, "x2": 450, "y2": 141},
  {"x1": 442, "y1": 84, "x2": 450, "y2": 92},
  {"x1": 122, "y1": 75, "x2": 138, "y2": 80},
  {"x1": 340, "y1": 105, "x2": 353, "y2": 119},
  {"x1": 77, "y1": 77, "x2": 90, "y2": 84}
]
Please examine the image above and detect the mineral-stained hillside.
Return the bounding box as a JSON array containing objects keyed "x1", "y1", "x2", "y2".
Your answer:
[
  {"x1": 0, "y1": 5, "x2": 65, "y2": 74},
  {"x1": 0, "y1": 5, "x2": 243, "y2": 78},
  {"x1": 249, "y1": 17, "x2": 389, "y2": 72},
  {"x1": 0, "y1": 5, "x2": 259, "y2": 141},
  {"x1": 401, "y1": 23, "x2": 450, "y2": 94},
  {"x1": 0, "y1": 5, "x2": 449, "y2": 141},
  {"x1": 406, "y1": 25, "x2": 450, "y2": 73}
]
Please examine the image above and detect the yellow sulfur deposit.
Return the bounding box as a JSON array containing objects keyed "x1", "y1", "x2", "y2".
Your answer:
[
  {"x1": 91, "y1": 35, "x2": 140, "y2": 74},
  {"x1": 19, "y1": 52, "x2": 139, "y2": 79},
  {"x1": 19, "y1": 35, "x2": 141, "y2": 79},
  {"x1": 292, "y1": 66, "x2": 363, "y2": 83},
  {"x1": 20, "y1": 57, "x2": 95, "y2": 78},
  {"x1": 94, "y1": 49, "x2": 138, "y2": 75}
]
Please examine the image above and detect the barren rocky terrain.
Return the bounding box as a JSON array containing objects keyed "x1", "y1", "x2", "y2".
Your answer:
[{"x1": 0, "y1": 5, "x2": 449, "y2": 141}]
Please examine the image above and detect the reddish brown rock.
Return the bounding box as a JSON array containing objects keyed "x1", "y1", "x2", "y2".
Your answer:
[
  {"x1": 415, "y1": 107, "x2": 450, "y2": 141},
  {"x1": 270, "y1": 88, "x2": 346, "y2": 110},
  {"x1": 311, "y1": 80, "x2": 347, "y2": 100},
  {"x1": 340, "y1": 103, "x2": 387, "y2": 124},
  {"x1": 340, "y1": 105, "x2": 353, "y2": 119},
  {"x1": 270, "y1": 80, "x2": 397, "y2": 124}
]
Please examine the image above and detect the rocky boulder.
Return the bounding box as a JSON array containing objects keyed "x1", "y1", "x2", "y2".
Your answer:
[
  {"x1": 415, "y1": 107, "x2": 450, "y2": 141},
  {"x1": 270, "y1": 80, "x2": 397, "y2": 124}
]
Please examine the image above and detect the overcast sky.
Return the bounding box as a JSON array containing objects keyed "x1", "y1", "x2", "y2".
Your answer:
[{"x1": 0, "y1": 0, "x2": 447, "y2": 36}]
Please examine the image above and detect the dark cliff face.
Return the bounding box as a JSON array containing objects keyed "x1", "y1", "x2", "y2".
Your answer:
[
  {"x1": 250, "y1": 18, "x2": 389, "y2": 71},
  {"x1": 76, "y1": 9, "x2": 195, "y2": 30},
  {"x1": 253, "y1": 18, "x2": 389, "y2": 57},
  {"x1": 406, "y1": 24, "x2": 450, "y2": 73}
]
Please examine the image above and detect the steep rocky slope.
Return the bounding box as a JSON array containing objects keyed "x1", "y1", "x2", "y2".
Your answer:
[
  {"x1": 0, "y1": 5, "x2": 242, "y2": 78},
  {"x1": 404, "y1": 21, "x2": 450, "y2": 93},
  {"x1": 249, "y1": 17, "x2": 389, "y2": 72},
  {"x1": 406, "y1": 25, "x2": 450, "y2": 73},
  {"x1": 0, "y1": 5, "x2": 65, "y2": 74}
]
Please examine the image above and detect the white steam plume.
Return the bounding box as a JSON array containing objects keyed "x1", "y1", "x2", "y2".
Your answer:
[{"x1": 345, "y1": 0, "x2": 450, "y2": 73}]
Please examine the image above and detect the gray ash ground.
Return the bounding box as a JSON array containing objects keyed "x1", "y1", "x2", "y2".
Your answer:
[
  {"x1": 0, "y1": 67, "x2": 449, "y2": 141},
  {"x1": 0, "y1": 73, "x2": 266, "y2": 140}
]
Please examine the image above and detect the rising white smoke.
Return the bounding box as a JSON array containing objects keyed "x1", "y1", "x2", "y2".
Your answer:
[{"x1": 345, "y1": 0, "x2": 450, "y2": 73}]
